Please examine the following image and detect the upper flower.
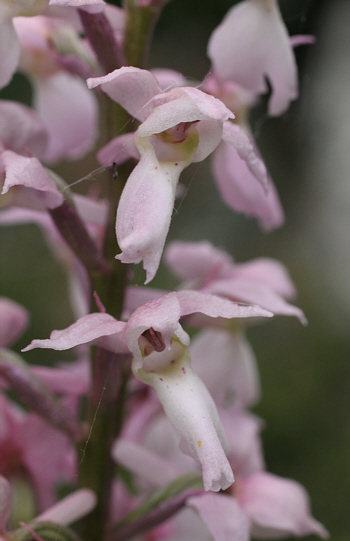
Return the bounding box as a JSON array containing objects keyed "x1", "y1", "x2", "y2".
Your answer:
[
  {"x1": 88, "y1": 66, "x2": 234, "y2": 283},
  {"x1": 207, "y1": 0, "x2": 299, "y2": 116}
]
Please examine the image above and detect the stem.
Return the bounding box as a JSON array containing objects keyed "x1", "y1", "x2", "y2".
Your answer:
[
  {"x1": 49, "y1": 200, "x2": 111, "y2": 278},
  {"x1": 77, "y1": 350, "x2": 130, "y2": 540},
  {"x1": 123, "y1": 0, "x2": 162, "y2": 67}
]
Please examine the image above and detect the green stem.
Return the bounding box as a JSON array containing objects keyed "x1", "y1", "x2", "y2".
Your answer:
[
  {"x1": 77, "y1": 350, "x2": 130, "y2": 540},
  {"x1": 123, "y1": 0, "x2": 162, "y2": 68}
]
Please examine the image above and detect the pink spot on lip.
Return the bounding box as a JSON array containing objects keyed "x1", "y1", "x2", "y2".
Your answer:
[
  {"x1": 159, "y1": 377, "x2": 163, "y2": 381},
  {"x1": 174, "y1": 163, "x2": 178, "y2": 166},
  {"x1": 182, "y1": 367, "x2": 186, "y2": 374},
  {"x1": 170, "y1": 360, "x2": 175, "y2": 364}
]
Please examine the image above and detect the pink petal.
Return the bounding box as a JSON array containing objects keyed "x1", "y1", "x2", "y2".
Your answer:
[
  {"x1": 0, "y1": 16, "x2": 20, "y2": 89},
  {"x1": 115, "y1": 140, "x2": 186, "y2": 284},
  {"x1": 97, "y1": 132, "x2": 140, "y2": 167},
  {"x1": 176, "y1": 290, "x2": 273, "y2": 320},
  {"x1": 22, "y1": 313, "x2": 126, "y2": 352},
  {"x1": 30, "y1": 359, "x2": 89, "y2": 395},
  {"x1": 0, "y1": 297, "x2": 29, "y2": 348},
  {"x1": 112, "y1": 439, "x2": 181, "y2": 488},
  {"x1": 211, "y1": 137, "x2": 284, "y2": 231},
  {"x1": 0, "y1": 100, "x2": 47, "y2": 157},
  {"x1": 151, "y1": 68, "x2": 188, "y2": 91},
  {"x1": 33, "y1": 488, "x2": 97, "y2": 524},
  {"x1": 208, "y1": 0, "x2": 298, "y2": 115},
  {"x1": 188, "y1": 493, "x2": 250, "y2": 541},
  {"x1": 49, "y1": 0, "x2": 106, "y2": 13},
  {"x1": 164, "y1": 240, "x2": 233, "y2": 283},
  {"x1": 222, "y1": 122, "x2": 269, "y2": 189},
  {"x1": 34, "y1": 72, "x2": 99, "y2": 164},
  {"x1": 190, "y1": 329, "x2": 261, "y2": 408},
  {"x1": 239, "y1": 471, "x2": 329, "y2": 539},
  {"x1": 87, "y1": 66, "x2": 161, "y2": 122},
  {"x1": 202, "y1": 278, "x2": 306, "y2": 323},
  {"x1": 0, "y1": 475, "x2": 12, "y2": 530},
  {"x1": 230, "y1": 258, "x2": 297, "y2": 300},
  {"x1": 219, "y1": 408, "x2": 264, "y2": 477},
  {"x1": 138, "y1": 87, "x2": 233, "y2": 138},
  {"x1": 1, "y1": 150, "x2": 64, "y2": 209}
]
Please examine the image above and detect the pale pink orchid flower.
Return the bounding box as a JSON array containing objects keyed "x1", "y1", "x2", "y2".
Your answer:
[
  {"x1": 165, "y1": 240, "x2": 306, "y2": 324},
  {"x1": 208, "y1": 0, "x2": 299, "y2": 116},
  {"x1": 0, "y1": 474, "x2": 96, "y2": 537},
  {"x1": 88, "y1": 66, "x2": 235, "y2": 283},
  {"x1": 23, "y1": 290, "x2": 272, "y2": 491},
  {"x1": 13, "y1": 15, "x2": 99, "y2": 164}
]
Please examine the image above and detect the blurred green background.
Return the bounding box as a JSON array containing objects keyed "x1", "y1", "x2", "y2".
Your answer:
[{"x1": 0, "y1": 0, "x2": 349, "y2": 539}]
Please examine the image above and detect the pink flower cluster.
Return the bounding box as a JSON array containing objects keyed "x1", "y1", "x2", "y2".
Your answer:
[{"x1": 0, "y1": 0, "x2": 326, "y2": 539}]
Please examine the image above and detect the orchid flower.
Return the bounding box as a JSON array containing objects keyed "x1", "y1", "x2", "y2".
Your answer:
[
  {"x1": 23, "y1": 289, "x2": 272, "y2": 491},
  {"x1": 165, "y1": 240, "x2": 306, "y2": 323},
  {"x1": 208, "y1": 0, "x2": 299, "y2": 116},
  {"x1": 88, "y1": 66, "x2": 235, "y2": 283}
]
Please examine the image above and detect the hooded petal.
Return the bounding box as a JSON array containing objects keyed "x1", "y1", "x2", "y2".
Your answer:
[
  {"x1": 134, "y1": 342, "x2": 234, "y2": 492},
  {"x1": 212, "y1": 136, "x2": 284, "y2": 231},
  {"x1": 138, "y1": 86, "x2": 233, "y2": 137},
  {"x1": 87, "y1": 66, "x2": 161, "y2": 121},
  {"x1": 208, "y1": 0, "x2": 298, "y2": 115},
  {"x1": 239, "y1": 471, "x2": 329, "y2": 539},
  {"x1": 22, "y1": 312, "x2": 126, "y2": 352},
  {"x1": 122, "y1": 292, "x2": 189, "y2": 369},
  {"x1": 188, "y1": 492, "x2": 250, "y2": 541}
]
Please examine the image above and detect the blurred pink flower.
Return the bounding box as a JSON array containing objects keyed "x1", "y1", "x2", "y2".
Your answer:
[{"x1": 208, "y1": 0, "x2": 298, "y2": 116}]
